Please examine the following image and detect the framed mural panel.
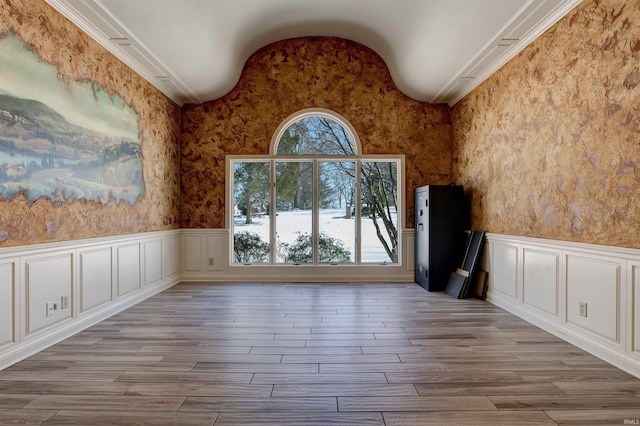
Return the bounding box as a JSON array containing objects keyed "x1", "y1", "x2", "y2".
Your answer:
[{"x1": 0, "y1": 33, "x2": 143, "y2": 205}]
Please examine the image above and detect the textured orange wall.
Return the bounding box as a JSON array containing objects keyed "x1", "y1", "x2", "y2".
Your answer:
[
  {"x1": 0, "y1": 0, "x2": 181, "y2": 247},
  {"x1": 181, "y1": 37, "x2": 452, "y2": 229},
  {"x1": 452, "y1": 0, "x2": 640, "y2": 248}
]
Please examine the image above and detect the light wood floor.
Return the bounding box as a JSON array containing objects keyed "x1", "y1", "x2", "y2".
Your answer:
[{"x1": 2, "y1": 282, "x2": 640, "y2": 425}]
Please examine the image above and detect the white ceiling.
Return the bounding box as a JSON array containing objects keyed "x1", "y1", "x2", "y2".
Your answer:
[{"x1": 45, "y1": 0, "x2": 582, "y2": 106}]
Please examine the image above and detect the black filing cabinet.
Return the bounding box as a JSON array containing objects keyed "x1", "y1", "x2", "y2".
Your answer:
[{"x1": 414, "y1": 185, "x2": 469, "y2": 291}]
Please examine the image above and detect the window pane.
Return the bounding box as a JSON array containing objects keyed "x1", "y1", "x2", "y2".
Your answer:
[
  {"x1": 318, "y1": 162, "x2": 355, "y2": 263},
  {"x1": 232, "y1": 161, "x2": 270, "y2": 264},
  {"x1": 277, "y1": 116, "x2": 355, "y2": 155},
  {"x1": 276, "y1": 161, "x2": 313, "y2": 263},
  {"x1": 360, "y1": 161, "x2": 399, "y2": 263}
]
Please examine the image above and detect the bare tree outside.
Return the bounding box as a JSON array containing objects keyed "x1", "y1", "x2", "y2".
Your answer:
[
  {"x1": 232, "y1": 114, "x2": 399, "y2": 264},
  {"x1": 276, "y1": 116, "x2": 398, "y2": 263}
]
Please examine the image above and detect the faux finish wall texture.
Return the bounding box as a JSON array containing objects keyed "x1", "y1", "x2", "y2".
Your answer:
[
  {"x1": 452, "y1": 0, "x2": 640, "y2": 248},
  {"x1": 181, "y1": 37, "x2": 453, "y2": 229},
  {"x1": 0, "y1": 0, "x2": 181, "y2": 247}
]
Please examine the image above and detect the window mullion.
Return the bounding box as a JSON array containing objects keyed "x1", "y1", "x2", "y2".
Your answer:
[
  {"x1": 312, "y1": 159, "x2": 319, "y2": 264},
  {"x1": 270, "y1": 159, "x2": 276, "y2": 265},
  {"x1": 229, "y1": 152, "x2": 403, "y2": 266},
  {"x1": 355, "y1": 159, "x2": 361, "y2": 264}
]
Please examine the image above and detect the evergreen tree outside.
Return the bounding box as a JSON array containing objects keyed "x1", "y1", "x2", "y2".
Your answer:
[
  {"x1": 233, "y1": 231, "x2": 270, "y2": 263},
  {"x1": 234, "y1": 161, "x2": 269, "y2": 224},
  {"x1": 281, "y1": 232, "x2": 352, "y2": 264}
]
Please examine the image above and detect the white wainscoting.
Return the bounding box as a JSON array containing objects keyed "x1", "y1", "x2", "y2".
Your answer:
[
  {"x1": 79, "y1": 246, "x2": 113, "y2": 314},
  {"x1": 24, "y1": 252, "x2": 73, "y2": 336},
  {"x1": 5, "y1": 228, "x2": 640, "y2": 378},
  {"x1": 632, "y1": 261, "x2": 640, "y2": 359},
  {"x1": 164, "y1": 235, "x2": 181, "y2": 277},
  {"x1": 0, "y1": 261, "x2": 16, "y2": 349},
  {"x1": 484, "y1": 233, "x2": 640, "y2": 377},
  {"x1": 144, "y1": 239, "x2": 163, "y2": 286},
  {"x1": 117, "y1": 242, "x2": 141, "y2": 297},
  {"x1": 0, "y1": 230, "x2": 181, "y2": 371},
  {"x1": 180, "y1": 228, "x2": 415, "y2": 283}
]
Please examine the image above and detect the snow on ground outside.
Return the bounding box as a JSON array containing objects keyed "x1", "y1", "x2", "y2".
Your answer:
[{"x1": 233, "y1": 208, "x2": 397, "y2": 263}]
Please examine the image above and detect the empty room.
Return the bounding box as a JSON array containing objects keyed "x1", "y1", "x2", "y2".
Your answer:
[{"x1": 1, "y1": 0, "x2": 639, "y2": 424}]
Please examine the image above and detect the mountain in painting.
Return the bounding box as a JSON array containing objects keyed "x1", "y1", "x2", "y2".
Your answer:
[
  {"x1": 0, "y1": 94, "x2": 143, "y2": 205},
  {"x1": 0, "y1": 94, "x2": 135, "y2": 158}
]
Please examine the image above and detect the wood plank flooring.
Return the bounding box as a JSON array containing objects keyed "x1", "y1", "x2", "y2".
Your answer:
[{"x1": 2, "y1": 282, "x2": 640, "y2": 425}]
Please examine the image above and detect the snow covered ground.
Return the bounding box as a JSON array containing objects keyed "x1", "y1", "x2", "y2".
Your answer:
[{"x1": 233, "y1": 208, "x2": 397, "y2": 263}]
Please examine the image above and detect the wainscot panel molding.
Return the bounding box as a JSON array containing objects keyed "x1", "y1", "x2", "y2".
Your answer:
[
  {"x1": 183, "y1": 234, "x2": 204, "y2": 272},
  {"x1": 4, "y1": 228, "x2": 640, "y2": 379},
  {"x1": 79, "y1": 246, "x2": 113, "y2": 314},
  {"x1": 631, "y1": 261, "x2": 640, "y2": 361},
  {"x1": 180, "y1": 229, "x2": 415, "y2": 283},
  {"x1": 164, "y1": 235, "x2": 181, "y2": 278},
  {"x1": 0, "y1": 230, "x2": 181, "y2": 371},
  {"x1": 484, "y1": 233, "x2": 640, "y2": 378},
  {"x1": 24, "y1": 252, "x2": 73, "y2": 336},
  {"x1": 116, "y1": 242, "x2": 141, "y2": 297},
  {"x1": 144, "y1": 239, "x2": 163, "y2": 286},
  {"x1": 522, "y1": 247, "x2": 560, "y2": 319},
  {"x1": 0, "y1": 260, "x2": 16, "y2": 350}
]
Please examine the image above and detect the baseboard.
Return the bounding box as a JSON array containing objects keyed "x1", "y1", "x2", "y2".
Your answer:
[
  {"x1": 182, "y1": 265, "x2": 413, "y2": 283},
  {"x1": 0, "y1": 230, "x2": 182, "y2": 371},
  {"x1": 0, "y1": 275, "x2": 178, "y2": 371},
  {"x1": 181, "y1": 228, "x2": 416, "y2": 283},
  {"x1": 484, "y1": 233, "x2": 640, "y2": 378},
  {"x1": 489, "y1": 290, "x2": 640, "y2": 378},
  {"x1": 3, "y1": 229, "x2": 640, "y2": 380}
]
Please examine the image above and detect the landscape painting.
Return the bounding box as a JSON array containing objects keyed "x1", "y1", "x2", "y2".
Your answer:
[{"x1": 0, "y1": 33, "x2": 143, "y2": 205}]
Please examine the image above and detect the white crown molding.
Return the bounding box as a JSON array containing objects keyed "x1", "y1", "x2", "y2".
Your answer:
[
  {"x1": 435, "y1": 0, "x2": 584, "y2": 106},
  {"x1": 44, "y1": 0, "x2": 582, "y2": 107},
  {"x1": 44, "y1": 0, "x2": 199, "y2": 106}
]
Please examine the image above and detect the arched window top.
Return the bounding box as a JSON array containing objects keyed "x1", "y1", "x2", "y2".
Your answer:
[{"x1": 270, "y1": 108, "x2": 361, "y2": 156}]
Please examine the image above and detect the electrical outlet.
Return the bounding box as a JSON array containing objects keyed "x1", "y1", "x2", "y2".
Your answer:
[
  {"x1": 208, "y1": 257, "x2": 215, "y2": 266},
  {"x1": 61, "y1": 295, "x2": 69, "y2": 310},
  {"x1": 579, "y1": 302, "x2": 588, "y2": 318},
  {"x1": 46, "y1": 301, "x2": 56, "y2": 317}
]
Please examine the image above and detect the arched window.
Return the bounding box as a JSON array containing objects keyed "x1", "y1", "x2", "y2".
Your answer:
[
  {"x1": 271, "y1": 109, "x2": 360, "y2": 156},
  {"x1": 229, "y1": 109, "x2": 402, "y2": 267}
]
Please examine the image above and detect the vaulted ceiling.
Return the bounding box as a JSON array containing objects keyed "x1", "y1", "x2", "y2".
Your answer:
[{"x1": 46, "y1": 0, "x2": 582, "y2": 106}]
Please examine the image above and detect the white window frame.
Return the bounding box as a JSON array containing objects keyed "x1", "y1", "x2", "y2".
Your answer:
[
  {"x1": 226, "y1": 109, "x2": 406, "y2": 271},
  {"x1": 270, "y1": 108, "x2": 363, "y2": 155}
]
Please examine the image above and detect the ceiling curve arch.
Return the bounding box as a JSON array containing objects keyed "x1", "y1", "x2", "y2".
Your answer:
[{"x1": 46, "y1": 0, "x2": 583, "y2": 106}]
